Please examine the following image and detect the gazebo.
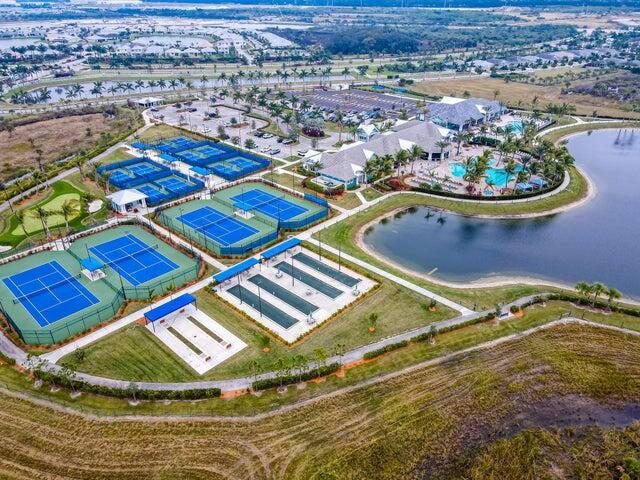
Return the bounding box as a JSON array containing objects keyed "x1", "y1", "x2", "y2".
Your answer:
[{"x1": 106, "y1": 189, "x2": 148, "y2": 214}]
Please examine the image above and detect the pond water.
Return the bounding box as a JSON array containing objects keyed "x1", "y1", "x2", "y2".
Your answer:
[{"x1": 363, "y1": 129, "x2": 640, "y2": 298}]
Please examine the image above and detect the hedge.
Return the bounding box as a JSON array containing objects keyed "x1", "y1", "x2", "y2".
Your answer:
[
  {"x1": 0, "y1": 351, "x2": 16, "y2": 366},
  {"x1": 363, "y1": 340, "x2": 409, "y2": 359},
  {"x1": 32, "y1": 368, "x2": 221, "y2": 400},
  {"x1": 252, "y1": 362, "x2": 341, "y2": 391}
]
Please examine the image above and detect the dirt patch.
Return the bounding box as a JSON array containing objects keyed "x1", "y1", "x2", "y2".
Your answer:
[{"x1": 0, "y1": 110, "x2": 137, "y2": 181}]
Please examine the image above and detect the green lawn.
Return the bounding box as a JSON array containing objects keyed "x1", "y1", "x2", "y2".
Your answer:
[
  {"x1": 97, "y1": 147, "x2": 135, "y2": 166},
  {"x1": 17, "y1": 299, "x2": 640, "y2": 418},
  {"x1": 59, "y1": 256, "x2": 457, "y2": 381},
  {"x1": 361, "y1": 187, "x2": 383, "y2": 202}
]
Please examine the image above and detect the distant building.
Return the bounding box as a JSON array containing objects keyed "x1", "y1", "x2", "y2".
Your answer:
[{"x1": 427, "y1": 97, "x2": 505, "y2": 132}]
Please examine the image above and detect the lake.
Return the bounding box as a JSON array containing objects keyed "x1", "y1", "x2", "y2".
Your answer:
[{"x1": 362, "y1": 129, "x2": 640, "y2": 298}]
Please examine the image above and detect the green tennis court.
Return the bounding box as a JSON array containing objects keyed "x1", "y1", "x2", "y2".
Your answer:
[{"x1": 156, "y1": 198, "x2": 278, "y2": 256}]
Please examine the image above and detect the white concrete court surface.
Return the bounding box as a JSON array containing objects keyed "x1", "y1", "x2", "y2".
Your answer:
[
  {"x1": 147, "y1": 304, "x2": 246, "y2": 375},
  {"x1": 215, "y1": 246, "x2": 377, "y2": 343}
]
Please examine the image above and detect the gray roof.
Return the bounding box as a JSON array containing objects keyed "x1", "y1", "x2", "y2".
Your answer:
[
  {"x1": 316, "y1": 120, "x2": 449, "y2": 181},
  {"x1": 427, "y1": 98, "x2": 503, "y2": 127}
]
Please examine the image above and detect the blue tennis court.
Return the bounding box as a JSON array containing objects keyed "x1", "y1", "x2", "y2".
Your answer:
[
  {"x1": 109, "y1": 169, "x2": 135, "y2": 183},
  {"x1": 226, "y1": 156, "x2": 260, "y2": 169},
  {"x1": 89, "y1": 233, "x2": 179, "y2": 286},
  {"x1": 160, "y1": 137, "x2": 201, "y2": 152},
  {"x1": 2, "y1": 261, "x2": 99, "y2": 326},
  {"x1": 177, "y1": 206, "x2": 258, "y2": 246},
  {"x1": 190, "y1": 144, "x2": 224, "y2": 157},
  {"x1": 136, "y1": 184, "x2": 166, "y2": 204},
  {"x1": 128, "y1": 162, "x2": 161, "y2": 176},
  {"x1": 231, "y1": 188, "x2": 308, "y2": 221},
  {"x1": 156, "y1": 176, "x2": 193, "y2": 194}
]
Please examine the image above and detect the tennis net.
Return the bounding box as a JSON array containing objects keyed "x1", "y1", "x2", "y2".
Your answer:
[
  {"x1": 12, "y1": 273, "x2": 84, "y2": 304},
  {"x1": 96, "y1": 243, "x2": 160, "y2": 267}
]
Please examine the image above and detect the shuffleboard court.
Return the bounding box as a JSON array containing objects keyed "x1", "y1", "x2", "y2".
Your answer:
[
  {"x1": 2, "y1": 261, "x2": 100, "y2": 327},
  {"x1": 293, "y1": 252, "x2": 361, "y2": 287},
  {"x1": 177, "y1": 206, "x2": 258, "y2": 246},
  {"x1": 231, "y1": 188, "x2": 308, "y2": 221},
  {"x1": 275, "y1": 261, "x2": 343, "y2": 299},
  {"x1": 227, "y1": 284, "x2": 299, "y2": 329},
  {"x1": 89, "y1": 233, "x2": 179, "y2": 286},
  {"x1": 248, "y1": 274, "x2": 318, "y2": 315}
]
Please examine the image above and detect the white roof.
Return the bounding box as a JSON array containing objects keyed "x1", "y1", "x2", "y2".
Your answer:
[
  {"x1": 107, "y1": 189, "x2": 147, "y2": 205},
  {"x1": 440, "y1": 96, "x2": 465, "y2": 105}
]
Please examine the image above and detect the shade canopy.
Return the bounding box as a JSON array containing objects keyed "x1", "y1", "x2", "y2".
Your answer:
[
  {"x1": 213, "y1": 258, "x2": 259, "y2": 284},
  {"x1": 261, "y1": 237, "x2": 300, "y2": 260},
  {"x1": 144, "y1": 293, "x2": 196, "y2": 323},
  {"x1": 80, "y1": 257, "x2": 104, "y2": 272}
]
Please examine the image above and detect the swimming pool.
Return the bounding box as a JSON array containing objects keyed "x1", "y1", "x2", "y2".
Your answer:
[
  {"x1": 508, "y1": 121, "x2": 524, "y2": 136},
  {"x1": 449, "y1": 159, "x2": 520, "y2": 185}
]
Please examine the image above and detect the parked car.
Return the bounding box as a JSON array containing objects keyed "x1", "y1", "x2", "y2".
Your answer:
[
  {"x1": 276, "y1": 137, "x2": 284, "y2": 143},
  {"x1": 254, "y1": 131, "x2": 264, "y2": 137},
  {"x1": 282, "y1": 138, "x2": 294, "y2": 145},
  {"x1": 269, "y1": 148, "x2": 281, "y2": 155},
  {"x1": 298, "y1": 149, "x2": 308, "y2": 156},
  {"x1": 262, "y1": 133, "x2": 274, "y2": 139}
]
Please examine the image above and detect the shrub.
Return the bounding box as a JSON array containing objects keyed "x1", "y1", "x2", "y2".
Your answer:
[
  {"x1": 252, "y1": 363, "x2": 341, "y2": 390},
  {"x1": 363, "y1": 340, "x2": 409, "y2": 359},
  {"x1": 510, "y1": 305, "x2": 520, "y2": 313},
  {"x1": 302, "y1": 126, "x2": 325, "y2": 137}
]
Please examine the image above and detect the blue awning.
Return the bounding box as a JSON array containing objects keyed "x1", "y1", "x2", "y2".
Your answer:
[
  {"x1": 160, "y1": 153, "x2": 179, "y2": 163},
  {"x1": 144, "y1": 293, "x2": 196, "y2": 323},
  {"x1": 80, "y1": 257, "x2": 103, "y2": 272},
  {"x1": 213, "y1": 258, "x2": 259, "y2": 284},
  {"x1": 261, "y1": 237, "x2": 300, "y2": 260},
  {"x1": 234, "y1": 200, "x2": 255, "y2": 212},
  {"x1": 190, "y1": 166, "x2": 209, "y2": 176}
]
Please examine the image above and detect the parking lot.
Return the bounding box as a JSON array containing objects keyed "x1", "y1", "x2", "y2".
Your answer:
[
  {"x1": 152, "y1": 101, "x2": 342, "y2": 161},
  {"x1": 289, "y1": 88, "x2": 421, "y2": 120}
]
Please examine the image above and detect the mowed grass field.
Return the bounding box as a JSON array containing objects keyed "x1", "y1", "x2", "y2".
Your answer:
[
  {"x1": 4, "y1": 324, "x2": 640, "y2": 479},
  {"x1": 0, "y1": 109, "x2": 140, "y2": 182},
  {"x1": 60, "y1": 259, "x2": 458, "y2": 381},
  {"x1": 414, "y1": 76, "x2": 640, "y2": 119}
]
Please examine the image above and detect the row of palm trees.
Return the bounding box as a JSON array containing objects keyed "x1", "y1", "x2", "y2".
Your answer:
[
  {"x1": 10, "y1": 65, "x2": 346, "y2": 105},
  {"x1": 575, "y1": 281, "x2": 622, "y2": 306}
]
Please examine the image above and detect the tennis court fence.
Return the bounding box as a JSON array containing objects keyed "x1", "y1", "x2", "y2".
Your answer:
[
  {"x1": 106, "y1": 261, "x2": 201, "y2": 300},
  {"x1": 156, "y1": 210, "x2": 279, "y2": 257},
  {"x1": 0, "y1": 290, "x2": 125, "y2": 345}
]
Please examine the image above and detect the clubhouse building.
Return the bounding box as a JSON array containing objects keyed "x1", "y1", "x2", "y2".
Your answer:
[{"x1": 305, "y1": 119, "x2": 452, "y2": 188}]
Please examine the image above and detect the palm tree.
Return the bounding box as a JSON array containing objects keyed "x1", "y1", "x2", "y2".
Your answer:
[
  {"x1": 15, "y1": 210, "x2": 29, "y2": 239},
  {"x1": 591, "y1": 282, "x2": 606, "y2": 305},
  {"x1": 575, "y1": 281, "x2": 592, "y2": 300},
  {"x1": 31, "y1": 206, "x2": 51, "y2": 239},
  {"x1": 57, "y1": 199, "x2": 80, "y2": 234},
  {"x1": 408, "y1": 144, "x2": 423, "y2": 174},
  {"x1": 435, "y1": 140, "x2": 449, "y2": 160},
  {"x1": 606, "y1": 287, "x2": 622, "y2": 306},
  {"x1": 394, "y1": 149, "x2": 409, "y2": 176},
  {"x1": 503, "y1": 160, "x2": 517, "y2": 189}
]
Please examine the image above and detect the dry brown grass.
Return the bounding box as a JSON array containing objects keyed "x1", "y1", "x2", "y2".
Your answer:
[
  {"x1": 1, "y1": 325, "x2": 640, "y2": 479},
  {"x1": 0, "y1": 111, "x2": 138, "y2": 181},
  {"x1": 415, "y1": 76, "x2": 640, "y2": 119}
]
